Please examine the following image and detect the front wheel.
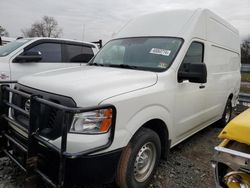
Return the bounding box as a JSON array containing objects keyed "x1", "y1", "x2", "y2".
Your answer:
[{"x1": 116, "y1": 128, "x2": 161, "y2": 188}]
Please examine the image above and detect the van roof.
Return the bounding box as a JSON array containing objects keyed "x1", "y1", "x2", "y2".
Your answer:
[
  {"x1": 114, "y1": 8, "x2": 240, "y2": 52},
  {"x1": 115, "y1": 9, "x2": 196, "y2": 39},
  {"x1": 114, "y1": 9, "x2": 238, "y2": 38}
]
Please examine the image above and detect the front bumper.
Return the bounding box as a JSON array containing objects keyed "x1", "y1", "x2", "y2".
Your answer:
[
  {"x1": 64, "y1": 148, "x2": 122, "y2": 185},
  {"x1": 0, "y1": 83, "x2": 117, "y2": 187}
]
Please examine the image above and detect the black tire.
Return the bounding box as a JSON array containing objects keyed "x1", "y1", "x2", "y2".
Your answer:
[
  {"x1": 218, "y1": 98, "x2": 232, "y2": 127},
  {"x1": 116, "y1": 128, "x2": 161, "y2": 188}
]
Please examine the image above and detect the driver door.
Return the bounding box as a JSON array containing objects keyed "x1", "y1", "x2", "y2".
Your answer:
[{"x1": 174, "y1": 41, "x2": 207, "y2": 138}]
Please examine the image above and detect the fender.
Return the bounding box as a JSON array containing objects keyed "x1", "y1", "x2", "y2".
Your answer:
[
  {"x1": 115, "y1": 104, "x2": 173, "y2": 150},
  {"x1": 96, "y1": 103, "x2": 173, "y2": 154},
  {"x1": 125, "y1": 105, "x2": 172, "y2": 138},
  {"x1": 99, "y1": 84, "x2": 175, "y2": 153}
]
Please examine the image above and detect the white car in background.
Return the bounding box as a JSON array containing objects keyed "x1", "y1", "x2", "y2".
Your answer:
[{"x1": 0, "y1": 37, "x2": 98, "y2": 81}]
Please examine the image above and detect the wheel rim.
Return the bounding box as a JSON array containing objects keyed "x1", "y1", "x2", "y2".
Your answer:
[
  {"x1": 225, "y1": 104, "x2": 231, "y2": 123},
  {"x1": 134, "y1": 142, "x2": 157, "y2": 182}
]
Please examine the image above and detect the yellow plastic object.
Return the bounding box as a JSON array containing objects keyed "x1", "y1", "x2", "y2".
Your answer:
[{"x1": 219, "y1": 108, "x2": 250, "y2": 145}]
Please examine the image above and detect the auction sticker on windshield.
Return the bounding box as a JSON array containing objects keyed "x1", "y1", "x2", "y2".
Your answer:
[{"x1": 150, "y1": 48, "x2": 171, "y2": 56}]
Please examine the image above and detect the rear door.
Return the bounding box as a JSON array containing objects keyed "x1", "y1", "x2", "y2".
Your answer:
[
  {"x1": 10, "y1": 41, "x2": 66, "y2": 80},
  {"x1": 62, "y1": 43, "x2": 95, "y2": 67}
]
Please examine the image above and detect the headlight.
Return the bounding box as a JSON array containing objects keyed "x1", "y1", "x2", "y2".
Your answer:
[{"x1": 70, "y1": 108, "x2": 113, "y2": 134}]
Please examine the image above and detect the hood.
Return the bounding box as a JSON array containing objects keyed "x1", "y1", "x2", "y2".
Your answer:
[{"x1": 19, "y1": 66, "x2": 158, "y2": 106}]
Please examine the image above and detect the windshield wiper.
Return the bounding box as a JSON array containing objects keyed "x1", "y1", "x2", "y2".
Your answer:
[
  {"x1": 89, "y1": 62, "x2": 139, "y2": 70},
  {"x1": 105, "y1": 64, "x2": 138, "y2": 70}
]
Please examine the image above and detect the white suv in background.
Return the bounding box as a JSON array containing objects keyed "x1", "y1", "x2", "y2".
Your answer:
[{"x1": 0, "y1": 37, "x2": 98, "y2": 81}]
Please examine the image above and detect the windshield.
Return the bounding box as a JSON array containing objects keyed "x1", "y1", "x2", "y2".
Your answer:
[
  {"x1": 0, "y1": 39, "x2": 31, "y2": 57},
  {"x1": 91, "y1": 37, "x2": 183, "y2": 72}
]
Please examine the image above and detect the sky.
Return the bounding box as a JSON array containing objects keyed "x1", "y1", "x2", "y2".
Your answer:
[{"x1": 0, "y1": 0, "x2": 250, "y2": 43}]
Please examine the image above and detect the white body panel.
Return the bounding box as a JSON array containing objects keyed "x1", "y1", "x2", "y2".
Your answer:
[
  {"x1": 15, "y1": 9, "x2": 240, "y2": 154},
  {"x1": 20, "y1": 66, "x2": 158, "y2": 107},
  {"x1": 0, "y1": 37, "x2": 98, "y2": 81},
  {"x1": 0, "y1": 36, "x2": 16, "y2": 45}
]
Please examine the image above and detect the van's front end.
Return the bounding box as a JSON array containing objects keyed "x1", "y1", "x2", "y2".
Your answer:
[
  {"x1": 0, "y1": 36, "x2": 184, "y2": 187},
  {"x1": 0, "y1": 82, "x2": 118, "y2": 186}
]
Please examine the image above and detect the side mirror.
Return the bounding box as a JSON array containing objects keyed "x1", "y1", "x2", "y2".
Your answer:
[
  {"x1": 178, "y1": 62, "x2": 207, "y2": 83},
  {"x1": 13, "y1": 51, "x2": 42, "y2": 63}
]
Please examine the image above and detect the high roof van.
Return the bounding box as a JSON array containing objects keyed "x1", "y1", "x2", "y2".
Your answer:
[{"x1": 0, "y1": 9, "x2": 241, "y2": 187}]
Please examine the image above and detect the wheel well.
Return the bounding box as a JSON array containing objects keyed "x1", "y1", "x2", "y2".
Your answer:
[
  {"x1": 142, "y1": 119, "x2": 170, "y2": 159},
  {"x1": 228, "y1": 93, "x2": 233, "y2": 106},
  {"x1": 228, "y1": 93, "x2": 233, "y2": 100}
]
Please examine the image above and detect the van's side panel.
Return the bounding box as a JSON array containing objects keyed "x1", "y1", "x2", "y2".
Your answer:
[
  {"x1": 172, "y1": 9, "x2": 240, "y2": 144},
  {"x1": 205, "y1": 42, "x2": 240, "y2": 120},
  {"x1": 206, "y1": 11, "x2": 240, "y2": 53},
  {"x1": 204, "y1": 11, "x2": 241, "y2": 121}
]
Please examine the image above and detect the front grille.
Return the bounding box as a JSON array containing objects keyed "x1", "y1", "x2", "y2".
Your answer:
[{"x1": 12, "y1": 84, "x2": 76, "y2": 140}]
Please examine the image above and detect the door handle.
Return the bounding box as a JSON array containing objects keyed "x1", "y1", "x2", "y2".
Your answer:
[{"x1": 199, "y1": 85, "x2": 205, "y2": 89}]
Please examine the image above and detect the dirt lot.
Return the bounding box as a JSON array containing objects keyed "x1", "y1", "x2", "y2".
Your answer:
[
  {"x1": 0, "y1": 105, "x2": 248, "y2": 188},
  {"x1": 151, "y1": 124, "x2": 222, "y2": 188}
]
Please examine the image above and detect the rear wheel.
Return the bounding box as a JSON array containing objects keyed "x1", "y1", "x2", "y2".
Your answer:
[
  {"x1": 116, "y1": 128, "x2": 161, "y2": 188},
  {"x1": 218, "y1": 98, "x2": 232, "y2": 127}
]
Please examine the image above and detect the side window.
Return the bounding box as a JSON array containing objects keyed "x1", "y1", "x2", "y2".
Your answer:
[
  {"x1": 182, "y1": 42, "x2": 204, "y2": 64},
  {"x1": 26, "y1": 43, "x2": 62, "y2": 62},
  {"x1": 178, "y1": 41, "x2": 206, "y2": 83},
  {"x1": 64, "y1": 44, "x2": 94, "y2": 63}
]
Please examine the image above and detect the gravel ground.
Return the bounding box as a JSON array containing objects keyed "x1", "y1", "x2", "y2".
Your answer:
[{"x1": 0, "y1": 104, "x2": 248, "y2": 188}]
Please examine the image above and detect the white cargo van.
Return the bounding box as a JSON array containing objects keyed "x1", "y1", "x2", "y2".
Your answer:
[
  {"x1": 0, "y1": 37, "x2": 98, "y2": 81},
  {"x1": 0, "y1": 9, "x2": 240, "y2": 188}
]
